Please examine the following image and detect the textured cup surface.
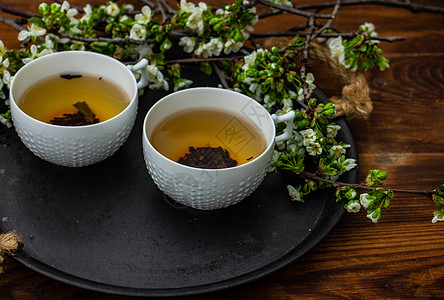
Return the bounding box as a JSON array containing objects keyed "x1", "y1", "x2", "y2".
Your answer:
[
  {"x1": 142, "y1": 87, "x2": 279, "y2": 210},
  {"x1": 10, "y1": 51, "x2": 141, "y2": 167}
]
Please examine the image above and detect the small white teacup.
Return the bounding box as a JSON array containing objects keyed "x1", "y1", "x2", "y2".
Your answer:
[
  {"x1": 10, "y1": 51, "x2": 148, "y2": 167},
  {"x1": 142, "y1": 87, "x2": 295, "y2": 210}
]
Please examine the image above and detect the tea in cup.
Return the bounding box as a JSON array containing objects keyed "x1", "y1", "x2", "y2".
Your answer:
[
  {"x1": 10, "y1": 51, "x2": 148, "y2": 167},
  {"x1": 142, "y1": 87, "x2": 295, "y2": 210}
]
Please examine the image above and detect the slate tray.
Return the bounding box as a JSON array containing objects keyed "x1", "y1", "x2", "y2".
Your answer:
[{"x1": 0, "y1": 68, "x2": 358, "y2": 297}]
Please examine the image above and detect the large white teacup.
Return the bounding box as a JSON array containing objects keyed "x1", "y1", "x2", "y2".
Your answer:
[
  {"x1": 142, "y1": 87, "x2": 295, "y2": 210},
  {"x1": 10, "y1": 51, "x2": 148, "y2": 167}
]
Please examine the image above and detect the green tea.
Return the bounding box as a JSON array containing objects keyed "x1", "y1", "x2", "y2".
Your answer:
[
  {"x1": 150, "y1": 107, "x2": 268, "y2": 167},
  {"x1": 18, "y1": 73, "x2": 129, "y2": 124}
]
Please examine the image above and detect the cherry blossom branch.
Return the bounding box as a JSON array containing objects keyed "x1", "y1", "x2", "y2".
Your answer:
[
  {"x1": 250, "y1": 31, "x2": 405, "y2": 43},
  {"x1": 258, "y1": 0, "x2": 444, "y2": 20},
  {"x1": 57, "y1": 33, "x2": 156, "y2": 45},
  {"x1": 300, "y1": 171, "x2": 437, "y2": 199},
  {"x1": 166, "y1": 55, "x2": 244, "y2": 64}
]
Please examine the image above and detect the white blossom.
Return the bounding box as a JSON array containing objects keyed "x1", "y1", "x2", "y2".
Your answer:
[
  {"x1": 282, "y1": 97, "x2": 293, "y2": 113},
  {"x1": 432, "y1": 214, "x2": 444, "y2": 224},
  {"x1": 262, "y1": 94, "x2": 275, "y2": 110},
  {"x1": 70, "y1": 41, "x2": 85, "y2": 51},
  {"x1": 208, "y1": 38, "x2": 223, "y2": 56},
  {"x1": 106, "y1": 2, "x2": 120, "y2": 17},
  {"x1": 194, "y1": 43, "x2": 211, "y2": 58},
  {"x1": 326, "y1": 124, "x2": 341, "y2": 138},
  {"x1": 179, "y1": 36, "x2": 196, "y2": 53},
  {"x1": 146, "y1": 65, "x2": 169, "y2": 91},
  {"x1": 306, "y1": 72, "x2": 316, "y2": 94},
  {"x1": 130, "y1": 24, "x2": 147, "y2": 40},
  {"x1": 0, "y1": 115, "x2": 12, "y2": 128},
  {"x1": 292, "y1": 130, "x2": 304, "y2": 147},
  {"x1": 180, "y1": 0, "x2": 207, "y2": 36},
  {"x1": 359, "y1": 193, "x2": 371, "y2": 209},
  {"x1": 0, "y1": 56, "x2": 11, "y2": 86},
  {"x1": 347, "y1": 201, "x2": 361, "y2": 213},
  {"x1": 296, "y1": 88, "x2": 304, "y2": 101},
  {"x1": 360, "y1": 22, "x2": 378, "y2": 38},
  {"x1": 343, "y1": 158, "x2": 357, "y2": 171},
  {"x1": 173, "y1": 79, "x2": 193, "y2": 91},
  {"x1": 81, "y1": 4, "x2": 93, "y2": 23},
  {"x1": 300, "y1": 128, "x2": 317, "y2": 146},
  {"x1": 194, "y1": 39, "x2": 223, "y2": 58},
  {"x1": 367, "y1": 211, "x2": 379, "y2": 223},
  {"x1": 329, "y1": 145, "x2": 346, "y2": 158},
  {"x1": 224, "y1": 39, "x2": 243, "y2": 55},
  {"x1": 134, "y1": 44, "x2": 153, "y2": 58},
  {"x1": 327, "y1": 36, "x2": 345, "y2": 67},
  {"x1": 61, "y1": 1, "x2": 78, "y2": 18},
  {"x1": 242, "y1": 49, "x2": 263, "y2": 71},
  {"x1": 306, "y1": 142, "x2": 322, "y2": 156},
  {"x1": 135, "y1": 6, "x2": 152, "y2": 24},
  {"x1": 18, "y1": 24, "x2": 46, "y2": 41},
  {"x1": 287, "y1": 185, "x2": 302, "y2": 202},
  {"x1": 22, "y1": 44, "x2": 51, "y2": 64},
  {"x1": 268, "y1": 149, "x2": 280, "y2": 172}
]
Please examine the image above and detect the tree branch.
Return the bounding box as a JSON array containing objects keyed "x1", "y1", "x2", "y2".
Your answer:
[
  {"x1": 0, "y1": 3, "x2": 41, "y2": 19},
  {"x1": 57, "y1": 33, "x2": 156, "y2": 45},
  {"x1": 300, "y1": 171, "x2": 437, "y2": 198},
  {"x1": 295, "y1": 0, "x2": 444, "y2": 15},
  {"x1": 256, "y1": 0, "x2": 333, "y2": 19},
  {"x1": 0, "y1": 15, "x2": 25, "y2": 32}
]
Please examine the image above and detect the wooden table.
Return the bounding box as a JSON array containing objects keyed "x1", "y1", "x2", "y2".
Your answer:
[{"x1": 1, "y1": 0, "x2": 443, "y2": 299}]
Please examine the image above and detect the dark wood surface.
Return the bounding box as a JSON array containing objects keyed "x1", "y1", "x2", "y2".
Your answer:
[{"x1": 1, "y1": 0, "x2": 444, "y2": 299}]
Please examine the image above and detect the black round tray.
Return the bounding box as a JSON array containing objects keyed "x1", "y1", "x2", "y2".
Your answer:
[{"x1": 0, "y1": 71, "x2": 358, "y2": 297}]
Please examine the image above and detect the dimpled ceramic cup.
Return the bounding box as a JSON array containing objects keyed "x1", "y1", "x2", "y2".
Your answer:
[
  {"x1": 10, "y1": 51, "x2": 148, "y2": 167},
  {"x1": 142, "y1": 87, "x2": 295, "y2": 210}
]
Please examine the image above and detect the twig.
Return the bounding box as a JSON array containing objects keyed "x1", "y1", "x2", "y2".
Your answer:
[
  {"x1": 212, "y1": 62, "x2": 229, "y2": 89},
  {"x1": 166, "y1": 55, "x2": 244, "y2": 64},
  {"x1": 250, "y1": 31, "x2": 405, "y2": 43},
  {"x1": 300, "y1": 15, "x2": 315, "y2": 103},
  {"x1": 256, "y1": 0, "x2": 334, "y2": 19},
  {"x1": 0, "y1": 3, "x2": 41, "y2": 19},
  {"x1": 0, "y1": 15, "x2": 25, "y2": 32},
  {"x1": 138, "y1": 0, "x2": 157, "y2": 10},
  {"x1": 258, "y1": 0, "x2": 444, "y2": 20},
  {"x1": 157, "y1": 0, "x2": 167, "y2": 24},
  {"x1": 295, "y1": 0, "x2": 444, "y2": 15},
  {"x1": 57, "y1": 33, "x2": 156, "y2": 45},
  {"x1": 312, "y1": 0, "x2": 341, "y2": 40},
  {"x1": 159, "y1": 0, "x2": 177, "y2": 14},
  {"x1": 300, "y1": 171, "x2": 437, "y2": 198}
]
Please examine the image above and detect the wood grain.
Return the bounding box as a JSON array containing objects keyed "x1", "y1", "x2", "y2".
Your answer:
[{"x1": 1, "y1": 0, "x2": 444, "y2": 299}]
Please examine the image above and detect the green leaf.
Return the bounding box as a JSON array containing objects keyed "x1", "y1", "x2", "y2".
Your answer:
[{"x1": 29, "y1": 17, "x2": 46, "y2": 28}]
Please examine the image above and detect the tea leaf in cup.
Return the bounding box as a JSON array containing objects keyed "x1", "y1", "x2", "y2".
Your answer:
[
  {"x1": 178, "y1": 146, "x2": 238, "y2": 169},
  {"x1": 49, "y1": 101, "x2": 99, "y2": 126},
  {"x1": 73, "y1": 101, "x2": 96, "y2": 123}
]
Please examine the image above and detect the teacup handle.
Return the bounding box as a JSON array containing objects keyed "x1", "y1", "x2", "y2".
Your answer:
[
  {"x1": 127, "y1": 58, "x2": 149, "y2": 89},
  {"x1": 272, "y1": 110, "x2": 296, "y2": 143}
]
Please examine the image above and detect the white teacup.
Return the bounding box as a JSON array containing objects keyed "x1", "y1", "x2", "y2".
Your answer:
[
  {"x1": 10, "y1": 51, "x2": 148, "y2": 167},
  {"x1": 142, "y1": 87, "x2": 295, "y2": 210}
]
